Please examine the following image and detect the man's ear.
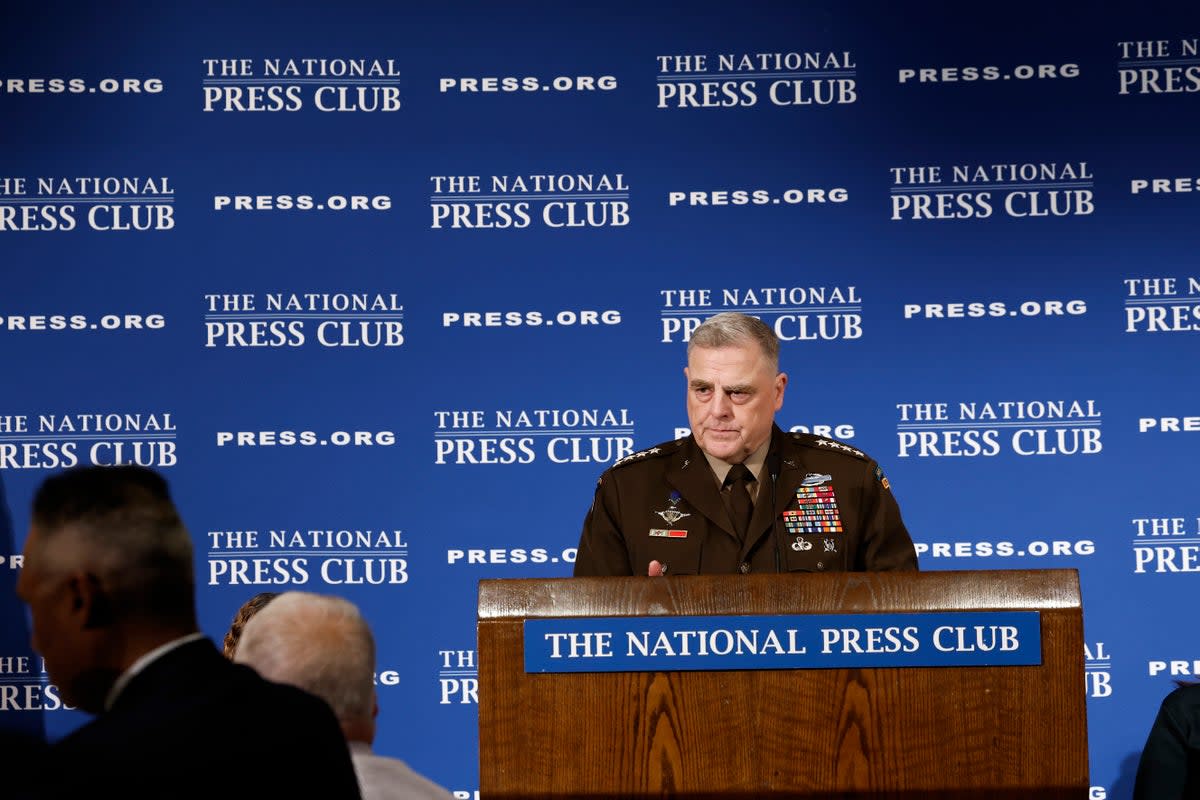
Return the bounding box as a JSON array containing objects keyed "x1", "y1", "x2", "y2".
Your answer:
[{"x1": 70, "y1": 572, "x2": 114, "y2": 629}]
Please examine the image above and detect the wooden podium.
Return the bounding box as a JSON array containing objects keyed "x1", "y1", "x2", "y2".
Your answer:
[{"x1": 477, "y1": 569, "x2": 1088, "y2": 799}]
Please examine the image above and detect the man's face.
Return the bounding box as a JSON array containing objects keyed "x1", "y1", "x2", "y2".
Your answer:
[
  {"x1": 15, "y1": 525, "x2": 97, "y2": 712},
  {"x1": 685, "y1": 343, "x2": 787, "y2": 463}
]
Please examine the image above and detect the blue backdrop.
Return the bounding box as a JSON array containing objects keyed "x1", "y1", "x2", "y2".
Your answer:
[{"x1": 3, "y1": 2, "x2": 1199, "y2": 797}]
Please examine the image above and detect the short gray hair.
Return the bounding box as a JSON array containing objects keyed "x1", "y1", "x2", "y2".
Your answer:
[
  {"x1": 687, "y1": 312, "x2": 780, "y2": 372},
  {"x1": 235, "y1": 592, "x2": 376, "y2": 723},
  {"x1": 30, "y1": 465, "x2": 195, "y2": 626}
]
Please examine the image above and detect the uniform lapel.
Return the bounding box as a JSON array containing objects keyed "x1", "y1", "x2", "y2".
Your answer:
[
  {"x1": 742, "y1": 427, "x2": 804, "y2": 556},
  {"x1": 774, "y1": 436, "x2": 807, "y2": 518},
  {"x1": 666, "y1": 438, "x2": 738, "y2": 539}
]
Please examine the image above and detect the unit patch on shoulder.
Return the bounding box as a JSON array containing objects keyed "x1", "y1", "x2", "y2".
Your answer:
[{"x1": 874, "y1": 464, "x2": 891, "y2": 490}]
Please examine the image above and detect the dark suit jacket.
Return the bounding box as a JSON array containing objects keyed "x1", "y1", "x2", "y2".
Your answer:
[
  {"x1": 1134, "y1": 684, "x2": 1200, "y2": 800},
  {"x1": 26, "y1": 637, "x2": 362, "y2": 799},
  {"x1": 574, "y1": 426, "x2": 918, "y2": 575}
]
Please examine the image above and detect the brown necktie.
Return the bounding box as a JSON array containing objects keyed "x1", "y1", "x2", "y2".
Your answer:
[{"x1": 724, "y1": 464, "x2": 755, "y2": 540}]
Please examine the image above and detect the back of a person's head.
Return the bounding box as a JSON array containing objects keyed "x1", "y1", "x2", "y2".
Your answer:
[
  {"x1": 29, "y1": 465, "x2": 195, "y2": 625},
  {"x1": 234, "y1": 591, "x2": 376, "y2": 724},
  {"x1": 222, "y1": 592, "x2": 279, "y2": 658}
]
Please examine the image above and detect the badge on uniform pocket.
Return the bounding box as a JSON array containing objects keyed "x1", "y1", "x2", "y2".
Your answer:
[{"x1": 655, "y1": 491, "x2": 691, "y2": 524}]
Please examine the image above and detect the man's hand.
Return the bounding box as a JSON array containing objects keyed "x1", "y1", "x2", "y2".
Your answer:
[{"x1": 648, "y1": 560, "x2": 665, "y2": 577}]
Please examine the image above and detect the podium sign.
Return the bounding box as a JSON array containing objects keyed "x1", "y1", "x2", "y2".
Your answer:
[{"x1": 525, "y1": 611, "x2": 1042, "y2": 672}]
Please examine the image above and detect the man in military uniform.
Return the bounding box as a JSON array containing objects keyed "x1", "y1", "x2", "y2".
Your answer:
[{"x1": 574, "y1": 312, "x2": 917, "y2": 576}]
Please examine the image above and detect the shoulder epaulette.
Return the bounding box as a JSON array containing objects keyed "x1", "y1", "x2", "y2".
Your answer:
[
  {"x1": 790, "y1": 431, "x2": 870, "y2": 461},
  {"x1": 609, "y1": 437, "x2": 683, "y2": 470}
]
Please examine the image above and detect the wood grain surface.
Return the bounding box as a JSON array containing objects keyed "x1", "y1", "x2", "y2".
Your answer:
[{"x1": 478, "y1": 570, "x2": 1088, "y2": 799}]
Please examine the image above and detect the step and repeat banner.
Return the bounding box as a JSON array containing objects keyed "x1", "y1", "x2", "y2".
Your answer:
[{"x1": 2, "y1": 2, "x2": 1198, "y2": 797}]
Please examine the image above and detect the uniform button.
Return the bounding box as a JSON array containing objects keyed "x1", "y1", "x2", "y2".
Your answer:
[
  {"x1": 739, "y1": 562, "x2": 750, "y2": 574},
  {"x1": 816, "y1": 562, "x2": 825, "y2": 571}
]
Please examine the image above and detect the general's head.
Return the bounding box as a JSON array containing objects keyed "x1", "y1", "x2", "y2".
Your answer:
[
  {"x1": 684, "y1": 312, "x2": 788, "y2": 464},
  {"x1": 16, "y1": 465, "x2": 195, "y2": 713}
]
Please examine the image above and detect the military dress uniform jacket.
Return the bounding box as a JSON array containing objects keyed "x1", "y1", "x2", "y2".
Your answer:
[{"x1": 574, "y1": 426, "x2": 918, "y2": 576}]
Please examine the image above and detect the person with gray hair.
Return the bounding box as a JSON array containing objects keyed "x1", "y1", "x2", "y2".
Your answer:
[
  {"x1": 574, "y1": 311, "x2": 918, "y2": 576},
  {"x1": 235, "y1": 591, "x2": 454, "y2": 800},
  {"x1": 14, "y1": 465, "x2": 361, "y2": 799}
]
